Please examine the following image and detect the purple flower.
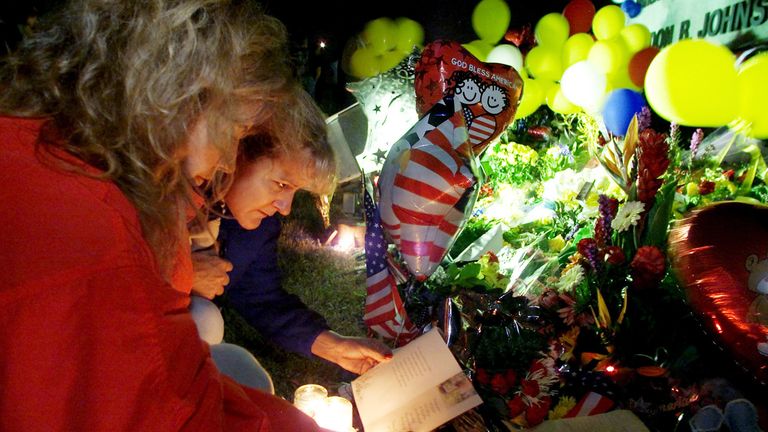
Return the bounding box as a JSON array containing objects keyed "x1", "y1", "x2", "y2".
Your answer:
[
  {"x1": 594, "y1": 195, "x2": 619, "y2": 247},
  {"x1": 690, "y1": 128, "x2": 704, "y2": 156},
  {"x1": 637, "y1": 106, "x2": 652, "y2": 131}
]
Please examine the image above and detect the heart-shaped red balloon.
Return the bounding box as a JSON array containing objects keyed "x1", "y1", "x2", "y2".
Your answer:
[
  {"x1": 669, "y1": 201, "x2": 768, "y2": 384},
  {"x1": 415, "y1": 40, "x2": 523, "y2": 156}
]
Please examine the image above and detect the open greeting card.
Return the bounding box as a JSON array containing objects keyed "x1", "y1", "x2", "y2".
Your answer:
[{"x1": 352, "y1": 328, "x2": 482, "y2": 432}]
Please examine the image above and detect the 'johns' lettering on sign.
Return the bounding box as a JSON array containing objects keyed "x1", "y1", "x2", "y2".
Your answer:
[{"x1": 628, "y1": 0, "x2": 768, "y2": 48}]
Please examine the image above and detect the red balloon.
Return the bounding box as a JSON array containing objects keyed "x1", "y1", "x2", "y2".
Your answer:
[
  {"x1": 628, "y1": 46, "x2": 660, "y2": 88},
  {"x1": 562, "y1": 0, "x2": 596, "y2": 35},
  {"x1": 669, "y1": 201, "x2": 768, "y2": 385},
  {"x1": 414, "y1": 40, "x2": 523, "y2": 156},
  {"x1": 504, "y1": 24, "x2": 535, "y2": 52}
]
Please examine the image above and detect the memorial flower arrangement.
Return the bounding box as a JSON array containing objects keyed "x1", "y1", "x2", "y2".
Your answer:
[{"x1": 399, "y1": 108, "x2": 768, "y2": 429}]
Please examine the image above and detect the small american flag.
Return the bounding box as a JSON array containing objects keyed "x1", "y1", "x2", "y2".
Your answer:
[
  {"x1": 564, "y1": 391, "x2": 615, "y2": 417},
  {"x1": 363, "y1": 185, "x2": 417, "y2": 342}
]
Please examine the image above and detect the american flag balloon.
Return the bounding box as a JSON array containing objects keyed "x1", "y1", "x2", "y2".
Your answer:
[
  {"x1": 363, "y1": 184, "x2": 417, "y2": 342},
  {"x1": 378, "y1": 95, "x2": 482, "y2": 280}
]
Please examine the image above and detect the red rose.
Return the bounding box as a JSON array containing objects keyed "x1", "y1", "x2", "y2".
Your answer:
[
  {"x1": 485, "y1": 251, "x2": 499, "y2": 263},
  {"x1": 526, "y1": 396, "x2": 551, "y2": 426},
  {"x1": 475, "y1": 368, "x2": 490, "y2": 386},
  {"x1": 521, "y1": 379, "x2": 540, "y2": 397},
  {"x1": 698, "y1": 180, "x2": 716, "y2": 195},
  {"x1": 507, "y1": 395, "x2": 526, "y2": 418},
  {"x1": 491, "y1": 373, "x2": 510, "y2": 395},
  {"x1": 504, "y1": 369, "x2": 518, "y2": 387}
]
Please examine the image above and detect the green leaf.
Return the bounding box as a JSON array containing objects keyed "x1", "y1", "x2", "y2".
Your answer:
[
  {"x1": 642, "y1": 180, "x2": 677, "y2": 248},
  {"x1": 458, "y1": 263, "x2": 482, "y2": 281}
]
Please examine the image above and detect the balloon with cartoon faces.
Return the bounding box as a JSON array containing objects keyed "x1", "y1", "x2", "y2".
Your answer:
[
  {"x1": 414, "y1": 39, "x2": 523, "y2": 157},
  {"x1": 669, "y1": 201, "x2": 768, "y2": 384},
  {"x1": 746, "y1": 253, "x2": 768, "y2": 325}
]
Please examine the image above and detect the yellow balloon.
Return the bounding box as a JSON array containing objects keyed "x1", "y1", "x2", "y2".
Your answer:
[
  {"x1": 737, "y1": 52, "x2": 768, "y2": 138},
  {"x1": 472, "y1": 0, "x2": 511, "y2": 44},
  {"x1": 620, "y1": 24, "x2": 651, "y2": 54},
  {"x1": 538, "y1": 79, "x2": 557, "y2": 98},
  {"x1": 525, "y1": 45, "x2": 563, "y2": 81},
  {"x1": 607, "y1": 66, "x2": 640, "y2": 92},
  {"x1": 535, "y1": 13, "x2": 570, "y2": 48},
  {"x1": 516, "y1": 78, "x2": 545, "y2": 118},
  {"x1": 462, "y1": 39, "x2": 494, "y2": 62},
  {"x1": 363, "y1": 18, "x2": 397, "y2": 55},
  {"x1": 547, "y1": 83, "x2": 581, "y2": 114},
  {"x1": 349, "y1": 47, "x2": 380, "y2": 78},
  {"x1": 587, "y1": 38, "x2": 629, "y2": 74},
  {"x1": 378, "y1": 50, "x2": 407, "y2": 73},
  {"x1": 562, "y1": 33, "x2": 595, "y2": 67},
  {"x1": 395, "y1": 17, "x2": 424, "y2": 52},
  {"x1": 645, "y1": 39, "x2": 738, "y2": 127},
  {"x1": 592, "y1": 5, "x2": 626, "y2": 40}
]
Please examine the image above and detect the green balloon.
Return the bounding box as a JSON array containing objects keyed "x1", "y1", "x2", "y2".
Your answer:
[
  {"x1": 395, "y1": 17, "x2": 424, "y2": 52},
  {"x1": 462, "y1": 39, "x2": 494, "y2": 62},
  {"x1": 364, "y1": 18, "x2": 397, "y2": 55},
  {"x1": 516, "y1": 78, "x2": 544, "y2": 118},
  {"x1": 535, "y1": 13, "x2": 570, "y2": 48},
  {"x1": 525, "y1": 45, "x2": 563, "y2": 82},
  {"x1": 350, "y1": 47, "x2": 381, "y2": 79},
  {"x1": 472, "y1": 0, "x2": 511, "y2": 44}
]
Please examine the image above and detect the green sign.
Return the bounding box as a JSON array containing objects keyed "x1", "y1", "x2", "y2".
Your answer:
[{"x1": 628, "y1": 0, "x2": 768, "y2": 48}]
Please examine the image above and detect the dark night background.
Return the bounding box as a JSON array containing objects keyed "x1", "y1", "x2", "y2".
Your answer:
[{"x1": 0, "y1": 0, "x2": 611, "y2": 116}]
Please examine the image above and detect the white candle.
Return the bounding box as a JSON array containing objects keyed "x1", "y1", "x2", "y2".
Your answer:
[
  {"x1": 293, "y1": 384, "x2": 328, "y2": 418},
  {"x1": 314, "y1": 396, "x2": 353, "y2": 432}
]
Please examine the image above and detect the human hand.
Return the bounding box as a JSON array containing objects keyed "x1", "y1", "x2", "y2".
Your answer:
[
  {"x1": 191, "y1": 249, "x2": 233, "y2": 299},
  {"x1": 311, "y1": 331, "x2": 393, "y2": 375}
]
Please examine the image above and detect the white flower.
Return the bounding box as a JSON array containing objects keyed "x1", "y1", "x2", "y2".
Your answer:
[
  {"x1": 429, "y1": 265, "x2": 447, "y2": 286},
  {"x1": 481, "y1": 184, "x2": 528, "y2": 224},
  {"x1": 556, "y1": 264, "x2": 585, "y2": 293},
  {"x1": 611, "y1": 201, "x2": 645, "y2": 232}
]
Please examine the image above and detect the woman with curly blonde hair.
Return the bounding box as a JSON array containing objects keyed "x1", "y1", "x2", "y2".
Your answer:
[
  {"x1": 0, "y1": 0, "x2": 319, "y2": 430},
  {"x1": 189, "y1": 85, "x2": 392, "y2": 388}
]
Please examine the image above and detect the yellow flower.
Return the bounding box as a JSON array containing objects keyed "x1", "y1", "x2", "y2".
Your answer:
[
  {"x1": 548, "y1": 235, "x2": 565, "y2": 252},
  {"x1": 549, "y1": 396, "x2": 577, "y2": 420}
]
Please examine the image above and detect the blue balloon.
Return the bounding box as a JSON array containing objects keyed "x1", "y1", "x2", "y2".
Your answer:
[
  {"x1": 602, "y1": 89, "x2": 646, "y2": 136},
  {"x1": 621, "y1": 1, "x2": 642, "y2": 18}
]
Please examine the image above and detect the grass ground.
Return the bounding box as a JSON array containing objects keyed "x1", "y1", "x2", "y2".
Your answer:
[{"x1": 220, "y1": 191, "x2": 369, "y2": 400}]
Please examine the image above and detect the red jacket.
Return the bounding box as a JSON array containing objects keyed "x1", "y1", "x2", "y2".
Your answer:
[{"x1": 0, "y1": 116, "x2": 318, "y2": 431}]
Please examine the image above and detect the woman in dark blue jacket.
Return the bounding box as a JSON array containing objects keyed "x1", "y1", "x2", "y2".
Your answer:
[{"x1": 189, "y1": 86, "x2": 391, "y2": 385}]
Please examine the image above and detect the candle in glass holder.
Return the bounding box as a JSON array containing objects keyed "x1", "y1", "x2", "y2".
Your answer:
[
  {"x1": 293, "y1": 384, "x2": 328, "y2": 418},
  {"x1": 314, "y1": 396, "x2": 353, "y2": 432}
]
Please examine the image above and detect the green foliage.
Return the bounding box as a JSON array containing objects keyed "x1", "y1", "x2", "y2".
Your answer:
[
  {"x1": 468, "y1": 295, "x2": 548, "y2": 371},
  {"x1": 449, "y1": 218, "x2": 495, "y2": 258}
]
